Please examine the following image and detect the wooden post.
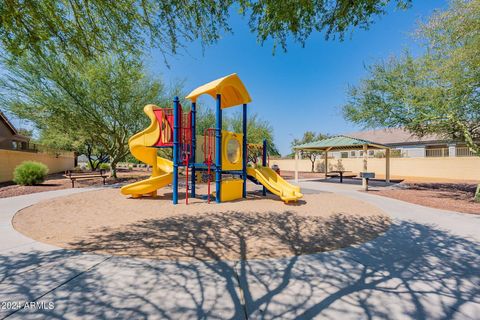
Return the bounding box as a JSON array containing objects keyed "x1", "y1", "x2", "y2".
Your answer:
[
  {"x1": 385, "y1": 148, "x2": 391, "y2": 184},
  {"x1": 362, "y1": 144, "x2": 368, "y2": 188},
  {"x1": 294, "y1": 150, "x2": 299, "y2": 183},
  {"x1": 324, "y1": 149, "x2": 328, "y2": 180}
]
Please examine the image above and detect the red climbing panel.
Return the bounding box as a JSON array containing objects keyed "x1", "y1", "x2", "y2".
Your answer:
[
  {"x1": 153, "y1": 108, "x2": 174, "y2": 147},
  {"x1": 153, "y1": 104, "x2": 192, "y2": 149}
]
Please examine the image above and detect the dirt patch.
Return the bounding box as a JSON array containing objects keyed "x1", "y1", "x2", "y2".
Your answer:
[
  {"x1": 0, "y1": 169, "x2": 150, "y2": 198},
  {"x1": 13, "y1": 187, "x2": 390, "y2": 261},
  {"x1": 370, "y1": 183, "x2": 480, "y2": 215}
]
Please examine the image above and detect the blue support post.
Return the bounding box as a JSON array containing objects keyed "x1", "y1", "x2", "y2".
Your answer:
[
  {"x1": 242, "y1": 103, "x2": 247, "y2": 198},
  {"x1": 215, "y1": 94, "x2": 222, "y2": 203},
  {"x1": 262, "y1": 138, "x2": 267, "y2": 196},
  {"x1": 190, "y1": 102, "x2": 196, "y2": 198},
  {"x1": 172, "y1": 97, "x2": 180, "y2": 204}
]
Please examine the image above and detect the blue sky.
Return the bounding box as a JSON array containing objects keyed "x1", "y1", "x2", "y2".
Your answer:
[{"x1": 146, "y1": 0, "x2": 447, "y2": 155}]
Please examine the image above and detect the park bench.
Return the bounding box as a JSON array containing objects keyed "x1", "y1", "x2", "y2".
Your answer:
[{"x1": 64, "y1": 170, "x2": 108, "y2": 188}]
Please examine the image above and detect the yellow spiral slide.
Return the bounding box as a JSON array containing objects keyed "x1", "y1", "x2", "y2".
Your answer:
[{"x1": 120, "y1": 105, "x2": 173, "y2": 197}]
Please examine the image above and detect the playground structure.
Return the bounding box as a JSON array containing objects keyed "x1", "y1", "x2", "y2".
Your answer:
[{"x1": 121, "y1": 73, "x2": 303, "y2": 204}]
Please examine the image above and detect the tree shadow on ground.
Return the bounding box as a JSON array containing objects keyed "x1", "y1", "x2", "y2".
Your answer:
[
  {"x1": 68, "y1": 211, "x2": 390, "y2": 260},
  {"x1": 1, "y1": 219, "x2": 478, "y2": 319},
  {"x1": 406, "y1": 183, "x2": 478, "y2": 202}
]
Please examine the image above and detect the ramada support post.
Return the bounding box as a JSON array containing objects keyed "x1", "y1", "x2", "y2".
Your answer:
[
  {"x1": 385, "y1": 148, "x2": 391, "y2": 184},
  {"x1": 215, "y1": 94, "x2": 222, "y2": 203},
  {"x1": 362, "y1": 144, "x2": 368, "y2": 189},
  {"x1": 324, "y1": 148, "x2": 329, "y2": 180},
  {"x1": 294, "y1": 150, "x2": 299, "y2": 183}
]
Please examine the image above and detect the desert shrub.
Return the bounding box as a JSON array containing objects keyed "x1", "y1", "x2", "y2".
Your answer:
[
  {"x1": 374, "y1": 151, "x2": 385, "y2": 158},
  {"x1": 335, "y1": 159, "x2": 345, "y2": 171},
  {"x1": 316, "y1": 161, "x2": 334, "y2": 173},
  {"x1": 99, "y1": 163, "x2": 110, "y2": 171},
  {"x1": 13, "y1": 161, "x2": 49, "y2": 185},
  {"x1": 86, "y1": 160, "x2": 99, "y2": 170}
]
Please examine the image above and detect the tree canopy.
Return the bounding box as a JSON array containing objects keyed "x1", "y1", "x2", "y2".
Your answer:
[
  {"x1": 343, "y1": 0, "x2": 479, "y2": 156},
  {"x1": 291, "y1": 131, "x2": 330, "y2": 172},
  {"x1": 1, "y1": 53, "x2": 164, "y2": 176},
  {"x1": 0, "y1": 0, "x2": 412, "y2": 59},
  {"x1": 230, "y1": 112, "x2": 280, "y2": 156}
]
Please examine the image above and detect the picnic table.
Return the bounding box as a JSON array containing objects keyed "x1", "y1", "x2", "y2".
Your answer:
[
  {"x1": 63, "y1": 170, "x2": 108, "y2": 188},
  {"x1": 326, "y1": 170, "x2": 357, "y2": 183}
]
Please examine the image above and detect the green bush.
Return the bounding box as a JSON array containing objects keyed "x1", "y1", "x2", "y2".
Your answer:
[
  {"x1": 13, "y1": 161, "x2": 49, "y2": 185},
  {"x1": 99, "y1": 163, "x2": 110, "y2": 171},
  {"x1": 475, "y1": 184, "x2": 480, "y2": 203},
  {"x1": 86, "y1": 160, "x2": 99, "y2": 170}
]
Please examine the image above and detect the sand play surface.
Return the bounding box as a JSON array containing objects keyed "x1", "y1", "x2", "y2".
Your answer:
[{"x1": 13, "y1": 186, "x2": 391, "y2": 261}]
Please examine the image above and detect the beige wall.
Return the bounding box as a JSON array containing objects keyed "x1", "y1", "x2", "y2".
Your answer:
[
  {"x1": 270, "y1": 157, "x2": 480, "y2": 182},
  {"x1": 0, "y1": 149, "x2": 75, "y2": 182}
]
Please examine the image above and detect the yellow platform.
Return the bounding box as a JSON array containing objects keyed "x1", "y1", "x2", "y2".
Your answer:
[{"x1": 220, "y1": 178, "x2": 243, "y2": 202}]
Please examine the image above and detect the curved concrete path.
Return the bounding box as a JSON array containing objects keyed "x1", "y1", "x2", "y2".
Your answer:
[{"x1": 0, "y1": 183, "x2": 478, "y2": 319}]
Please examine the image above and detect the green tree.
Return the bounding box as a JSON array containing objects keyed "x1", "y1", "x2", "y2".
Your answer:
[
  {"x1": 343, "y1": 0, "x2": 479, "y2": 197},
  {"x1": 39, "y1": 128, "x2": 110, "y2": 171},
  {"x1": 196, "y1": 107, "x2": 217, "y2": 137},
  {"x1": 291, "y1": 131, "x2": 330, "y2": 172},
  {"x1": 1, "y1": 53, "x2": 165, "y2": 177},
  {"x1": 230, "y1": 112, "x2": 280, "y2": 156},
  {"x1": 16, "y1": 128, "x2": 33, "y2": 139},
  {"x1": 0, "y1": 0, "x2": 412, "y2": 59}
]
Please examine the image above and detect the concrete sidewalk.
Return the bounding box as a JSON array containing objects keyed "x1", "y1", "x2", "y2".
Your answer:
[{"x1": 0, "y1": 184, "x2": 478, "y2": 319}]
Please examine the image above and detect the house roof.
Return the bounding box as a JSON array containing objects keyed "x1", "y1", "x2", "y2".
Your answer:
[
  {"x1": 186, "y1": 73, "x2": 252, "y2": 109},
  {"x1": 344, "y1": 128, "x2": 446, "y2": 146},
  {"x1": 294, "y1": 135, "x2": 389, "y2": 151},
  {"x1": 0, "y1": 111, "x2": 18, "y2": 135},
  {"x1": 0, "y1": 111, "x2": 30, "y2": 142}
]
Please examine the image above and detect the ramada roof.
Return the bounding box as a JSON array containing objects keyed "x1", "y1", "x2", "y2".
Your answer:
[{"x1": 294, "y1": 135, "x2": 389, "y2": 151}]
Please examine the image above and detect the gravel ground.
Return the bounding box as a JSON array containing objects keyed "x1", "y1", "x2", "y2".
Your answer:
[
  {"x1": 369, "y1": 183, "x2": 479, "y2": 214},
  {"x1": 13, "y1": 186, "x2": 390, "y2": 261},
  {"x1": 280, "y1": 170, "x2": 479, "y2": 214}
]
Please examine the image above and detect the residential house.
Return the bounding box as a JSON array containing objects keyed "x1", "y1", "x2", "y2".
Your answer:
[
  {"x1": 0, "y1": 111, "x2": 30, "y2": 151},
  {"x1": 330, "y1": 128, "x2": 475, "y2": 159}
]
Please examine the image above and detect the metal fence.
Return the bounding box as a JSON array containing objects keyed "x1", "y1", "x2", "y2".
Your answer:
[
  {"x1": 425, "y1": 147, "x2": 477, "y2": 157},
  {"x1": 456, "y1": 147, "x2": 476, "y2": 157},
  {"x1": 425, "y1": 148, "x2": 449, "y2": 157}
]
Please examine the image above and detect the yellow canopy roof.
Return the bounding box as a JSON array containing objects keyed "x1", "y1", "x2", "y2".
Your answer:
[{"x1": 185, "y1": 73, "x2": 252, "y2": 109}]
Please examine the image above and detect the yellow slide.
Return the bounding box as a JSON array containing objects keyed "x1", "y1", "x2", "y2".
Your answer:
[
  {"x1": 247, "y1": 167, "x2": 303, "y2": 203},
  {"x1": 120, "y1": 105, "x2": 173, "y2": 197}
]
